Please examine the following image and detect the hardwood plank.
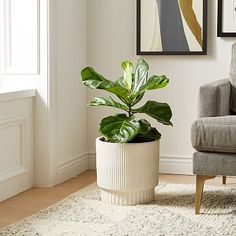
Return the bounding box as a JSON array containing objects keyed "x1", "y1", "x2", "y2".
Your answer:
[{"x1": 0, "y1": 170, "x2": 96, "y2": 228}]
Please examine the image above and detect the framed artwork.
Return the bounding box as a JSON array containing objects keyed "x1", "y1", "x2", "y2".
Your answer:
[
  {"x1": 217, "y1": 0, "x2": 236, "y2": 37},
  {"x1": 137, "y1": 0, "x2": 208, "y2": 55}
]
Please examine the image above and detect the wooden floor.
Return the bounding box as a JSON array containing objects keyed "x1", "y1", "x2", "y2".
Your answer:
[{"x1": 0, "y1": 170, "x2": 235, "y2": 228}]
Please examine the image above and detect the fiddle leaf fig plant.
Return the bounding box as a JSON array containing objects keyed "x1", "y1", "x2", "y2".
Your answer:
[{"x1": 81, "y1": 59, "x2": 172, "y2": 143}]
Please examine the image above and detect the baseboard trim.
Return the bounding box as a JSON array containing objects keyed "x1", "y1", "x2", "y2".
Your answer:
[
  {"x1": 88, "y1": 153, "x2": 96, "y2": 170},
  {"x1": 56, "y1": 152, "x2": 193, "y2": 185},
  {"x1": 56, "y1": 153, "x2": 89, "y2": 184},
  {"x1": 159, "y1": 156, "x2": 192, "y2": 175},
  {"x1": 88, "y1": 153, "x2": 193, "y2": 175}
]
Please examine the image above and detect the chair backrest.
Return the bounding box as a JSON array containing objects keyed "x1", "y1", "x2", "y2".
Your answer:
[{"x1": 230, "y1": 42, "x2": 236, "y2": 113}]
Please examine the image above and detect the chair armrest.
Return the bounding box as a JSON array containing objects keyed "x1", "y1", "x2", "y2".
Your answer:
[{"x1": 198, "y1": 79, "x2": 231, "y2": 118}]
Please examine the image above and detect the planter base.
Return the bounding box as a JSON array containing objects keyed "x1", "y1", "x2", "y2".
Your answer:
[{"x1": 100, "y1": 188, "x2": 155, "y2": 206}]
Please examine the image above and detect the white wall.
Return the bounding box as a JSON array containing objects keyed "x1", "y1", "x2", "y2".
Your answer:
[
  {"x1": 34, "y1": 0, "x2": 55, "y2": 187},
  {"x1": 33, "y1": 0, "x2": 89, "y2": 186},
  {"x1": 87, "y1": 0, "x2": 236, "y2": 173},
  {"x1": 55, "y1": 0, "x2": 88, "y2": 183}
]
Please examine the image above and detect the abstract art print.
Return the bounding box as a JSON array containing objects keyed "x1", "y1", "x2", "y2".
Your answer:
[
  {"x1": 137, "y1": 0, "x2": 208, "y2": 55},
  {"x1": 217, "y1": 0, "x2": 236, "y2": 37}
]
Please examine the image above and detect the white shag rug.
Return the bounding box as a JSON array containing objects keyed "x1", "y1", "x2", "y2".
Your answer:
[{"x1": 0, "y1": 182, "x2": 236, "y2": 236}]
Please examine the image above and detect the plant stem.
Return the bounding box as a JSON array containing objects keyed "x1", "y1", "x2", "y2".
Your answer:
[{"x1": 128, "y1": 105, "x2": 132, "y2": 118}]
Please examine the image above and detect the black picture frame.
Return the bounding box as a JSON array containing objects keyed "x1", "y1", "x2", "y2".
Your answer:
[
  {"x1": 217, "y1": 0, "x2": 236, "y2": 37},
  {"x1": 137, "y1": 0, "x2": 208, "y2": 55}
]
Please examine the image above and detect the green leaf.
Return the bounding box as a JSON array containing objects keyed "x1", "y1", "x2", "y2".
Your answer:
[
  {"x1": 139, "y1": 119, "x2": 151, "y2": 134},
  {"x1": 121, "y1": 61, "x2": 134, "y2": 90},
  {"x1": 116, "y1": 75, "x2": 134, "y2": 90},
  {"x1": 132, "y1": 101, "x2": 172, "y2": 126},
  {"x1": 89, "y1": 97, "x2": 128, "y2": 111},
  {"x1": 132, "y1": 59, "x2": 149, "y2": 94},
  {"x1": 116, "y1": 95, "x2": 129, "y2": 105},
  {"x1": 106, "y1": 85, "x2": 131, "y2": 103},
  {"x1": 140, "y1": 75, "x2": 169, "y2": 91},
  {"x1": 132, "y1": 128, "x2": 161, "y2": 143},
  {"x1": 130, "y1": 75, "x2": 169, "y2": 100},
  {"x1": 116, "y1": 76, "x2": 127, "y2": 89},
  {"x1": 99, "y1": 114, "x2": 140, "y2": 143},
  {"x1": 81, "y1": 67, "x2": 114, "y2": 89},
  {"x1": 81, "y1": 67, "x2": 130, "y2": 103},
  {"x1": 131, "y1": 92, "x2": 145, "y2": 106}
]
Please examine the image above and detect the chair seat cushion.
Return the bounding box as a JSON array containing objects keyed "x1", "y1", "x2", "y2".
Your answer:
[
  {"x1": 193, "y1": 152, "x2": 236, "y2": 176},
  {"x1": 191, "y1": 116, "x2": 236, "y2": 153}
]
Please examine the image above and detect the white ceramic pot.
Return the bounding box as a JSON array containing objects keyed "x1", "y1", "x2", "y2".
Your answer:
[{"x1": 96, "y1": 137, "x2": 160, "y2": 205}]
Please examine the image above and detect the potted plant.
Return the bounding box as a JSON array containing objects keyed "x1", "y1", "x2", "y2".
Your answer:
[{"x1": 81, "y1": 59, "x2": 172, "y2": 205}]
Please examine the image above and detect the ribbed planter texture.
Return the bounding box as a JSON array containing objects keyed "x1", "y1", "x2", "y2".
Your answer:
[{"x1": 96, "y1": 138, "x2": 160, "y2": 205}]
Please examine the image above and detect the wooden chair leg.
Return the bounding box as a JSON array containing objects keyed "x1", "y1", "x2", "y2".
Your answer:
[
  {"x1": 195, "y1": 175, "x2": 215, "y2": 214},
  {"x1": 222, "y1": 176, "x2": 227, "y2": 185}
]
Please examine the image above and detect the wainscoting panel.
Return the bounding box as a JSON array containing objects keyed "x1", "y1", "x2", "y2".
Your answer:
[
  {"x1": 0, "y1": 118, "x2": 27, "y2": 182},
  {"x1": 0, "y1": 98, "x2": 34, "y2": 202}
]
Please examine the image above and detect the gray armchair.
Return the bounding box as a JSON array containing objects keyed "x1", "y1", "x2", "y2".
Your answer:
[{"x1": 191, "y1": 42, "x2": 236, "y2": 214}]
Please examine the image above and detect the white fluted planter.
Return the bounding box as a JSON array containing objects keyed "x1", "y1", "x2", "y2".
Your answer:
[{"x1": 96, "y1": 138, "x2": 159, "y2": 205}]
